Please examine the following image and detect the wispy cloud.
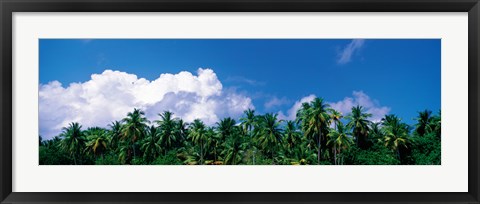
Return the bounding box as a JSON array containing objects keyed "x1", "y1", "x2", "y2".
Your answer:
[
  {"x1": 328, "y1": 91, "x2": 390, "y2": 122},
  {"x1": 225, "y1": 76, "x2": 265, "y2": 86},
  {"x1": 337, "y1": 39, "x2": 365, "y2": 64},
  {"x1": 264, "y1": 96, "x2": 290, "y2": 110},
  {"x1": 96, "y1": 53, "x2": 108, "y2": 66}
]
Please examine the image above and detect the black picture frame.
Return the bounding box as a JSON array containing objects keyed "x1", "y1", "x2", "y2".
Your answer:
[{"x1": 1, "y1": 0, "x2": 479, "y2": 203}]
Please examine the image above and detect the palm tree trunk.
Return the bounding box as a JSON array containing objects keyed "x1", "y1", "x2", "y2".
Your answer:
[
  {"x1": 127, "y1": 148, "x2": 132, "y2": 164},
  {"x1": 214, "y1": 147, "x2": 217, "y2": 161},
  {"x1": 253, "y1": 149, "x2": 256, "y2": 165},
  {"x1": 355, "y1": 130, "x2": 359, "y2": 147},
  {"x1": 272, "y1": 151, "x2": 274, "y2": 165},
  {"x1": 318, "y1": 132, "x2": 322, "y2": 165},
  {"x1": 334, "y1": 146, "x2": 337, "y2": 165},
  {"x1": 397, "y1": 149, "x2": 401, "y2": 162},
  {"x1": 200, "y1": 140, "x2": 203, "y2": 165},
  {"x1": 317, "y1": 122, "x2": 323, "y2": 165},
  {"x1": 133, "y1": 144, "x2": 136, "y2": 158},
  {"x1": 317, "y1": 146, "x2": 321, "y2": 164},
  {"x1": 233, "y1": 152, "x2": 236, "y2": 165}
]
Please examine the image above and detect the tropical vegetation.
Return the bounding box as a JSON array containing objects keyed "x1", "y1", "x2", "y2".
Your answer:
[{"x1": 39, "y1": 98, "x2": 441, "y2": 165}]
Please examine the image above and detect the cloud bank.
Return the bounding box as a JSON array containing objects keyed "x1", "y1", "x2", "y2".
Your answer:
[
  {"x1": 39, "y1": 68, "x2": 254, "y2": 139},
  {"x1": 278, "y1": 91, "x2": 390, "y2": 122},
  {"x1": 337, "y1": 39, "x2": 365, "y2": 64}
]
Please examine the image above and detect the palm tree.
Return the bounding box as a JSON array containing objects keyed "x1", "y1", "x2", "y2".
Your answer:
[
  {"x1": 221, "y1": 126, "x2": 243, "y2": 165},
  {"x1": 284, "y1": 120, "x2": 301, "y2": 158},
  {"x1": 292, "y1": 144, "x2": 317, "y2": 165},
  {"x1": 369, "y1": 122, "x2": 384, "y2": 144},
  {"x1": 415, "y1": 110, "x2": 433, "y2": 136},
  {"x1": 346, "y1": 105, "x2": 372, "y2": 149},
  {"x1": 189, "y1": 119, "x2": 208, "y2": 165},
  {"x1": 382, "y1": 114, "x2": 410, "y2": 160},
  {"x1": 216, "y1": 117, "x2": 236, "y2": 140},
  {"x1": 297, "y1": 98, "x2": 331, "y2": 164},
  {"x1": 174, "y1": 119, "x2": 188, "y2": 142},
  {"x1": 84, "y1": 127, "x2": 110, "y2": 162},
  {"x1": 59, "y1": 122, "x2": 85, "y2": 165},
  {"x1": 108, "y1": 121, "x2": 123, "y2": 150},
  {"x1": 255, "y1": 113, "x2": 283, "y2": 163},
  {"x1": 327, "y1": 122, "x2": 353, "y2": 165},
  {"x1": 156, "y1": 111, "x2": 178, "y2": 155},
  {"x1": 207, "y1": 128, "x2": 222, "y2": 162},
  {"x1": 330, "y1": 109, "x2": 343, "y2": 130},
  {"x1": 45, "y1": 136, "x2": 61, "y2": 148},
  {"x1": 431, "y1": 110, "x2": 441, "y2": 138},
  {"x1": 121, "y1": 108, "x2": 148, "y2": 164},
  {"x1": 216, "y1": 117, "x2": 240, "y2": 164},
  {"x1": 240, "y1": 109, "x2": 258, "y2": 164},
  {"x1": 296, "y1": 102, "x2": 314, "y2": 146},
  {"x1": 118, "y1": 141, "x2": 130, "y2": 164},
  {"x1": 141, "y1": 125, "x2": 162, "y2": 164},
  {"x1": 240, "y1": 109, "x2": 256, "y2": 136}
]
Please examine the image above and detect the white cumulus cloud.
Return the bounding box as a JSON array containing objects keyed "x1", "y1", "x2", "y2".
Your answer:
[
  {"x1": 39, "y1": 68, "x2": 254, "y2": 139},
  {"x1": 337, "y1": 39, "x2": 365, "y2": 64}
]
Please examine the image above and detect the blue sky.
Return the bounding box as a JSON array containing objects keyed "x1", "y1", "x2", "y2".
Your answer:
[{"x1": 39, "y1": 39, "x2": 440, "y2": 139}]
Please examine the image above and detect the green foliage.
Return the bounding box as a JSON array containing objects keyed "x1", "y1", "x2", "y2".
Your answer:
[
  {"x1": 39, "y1": 101, "x2": 441, "y2": 165},
  {"x1": 254, "y1": 156, "x2": 274, "y2": 165},
  {"x1": 39, "y1": 137, "x2": 74, "y2": 165},
  {"x1": 84, "y1": 127, "x2": 110, "y2": 159},
  {"x1": 346, "y1": 105, "x2": 372, "y2": 149},
  {"x1": 296, "y1": 98, "x2": 331, "y2": 164},
  {"x1": 95, "y1": 153, "x2": 122, "y2": 165},
  {"x1": 121, "y1": 108, "x2": 149, "y2": 164},
  {"x1": 58, "y1": 122, "x2": 86, "y2": 164},
  {"x1": 344, "y1": 144, "x2": 400, "y2": 165},
  {"x1": 327, "y1": 122, "x2": 353, "y2": 165},
  {"x1": 141, "y1": 125, "x2": 162, "y2": 164},
  {"x1": 411, "y1": 132, "x2": 441, "y2": 165},
  {"x1": 152, "y1": 150, "x2": 184, "y2": 165},
  {"x1": 131, "y1": 157, "x2": 147, "y2": 165},
  {"x1": 255, "y1": 113, "x2": 283, "y2": 163}
]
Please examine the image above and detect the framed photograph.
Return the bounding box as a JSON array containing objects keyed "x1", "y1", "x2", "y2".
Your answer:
[{"x1": 1, "y1": 0, "x2": 479, "y2": 203}]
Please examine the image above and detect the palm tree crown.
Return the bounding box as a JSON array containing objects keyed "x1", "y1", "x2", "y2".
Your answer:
[
  {"x1": 59, "y1": 122, "x2": 85, "y2": 165},
  {"x1": 382, "y1": 114, "x2": 410, "y2": 160},
  {"x1": 346, "y1": 105, "x2": 372, "y2": 149},
  {"x1": 156, "y1": 111, "x2": 178, "y2": 155},
  {"x1": 297, "y1": 97, "x2": 331, "y2": 164},
  {"x1": 327, "y1": 122, "x2": 353, "y2": 165},
  {"x1": 255, "y1": 113, "x2": 283, "y2": 163},
  {"x1": 414, "y1": 109, "x2": 433, "y2": 136},
  {"x1": 121, "y1": 108, "x2": 149, "y2": 163},
  {"x1": 189, "y1": 119, "x2": 208, "y2": 165}
]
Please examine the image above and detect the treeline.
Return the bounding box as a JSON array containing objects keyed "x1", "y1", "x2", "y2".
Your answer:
[{"x1": 39, "y1": 97, "x2": 441, "y2": 165}]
